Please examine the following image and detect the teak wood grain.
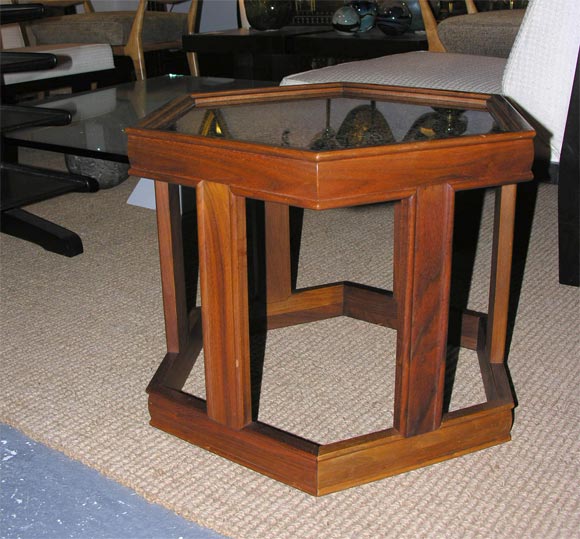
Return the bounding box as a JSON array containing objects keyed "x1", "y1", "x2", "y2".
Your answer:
[
  {"x1": 128, "y1": 85, "x2": 534, "y2": 211},
  {"x1": 196, "y1": 181, "x2": 252, "y2": 429},
  {"x1": 127, "y1": 83, "x2": 535, "y2": 494},
  {"x1": 154, "y1": 181, "x2": 189, "y2": 354}
]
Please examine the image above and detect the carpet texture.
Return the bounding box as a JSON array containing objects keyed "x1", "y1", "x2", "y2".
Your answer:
[{"x1": 1, "y1": 151, "x2": 579, "y2": 538}]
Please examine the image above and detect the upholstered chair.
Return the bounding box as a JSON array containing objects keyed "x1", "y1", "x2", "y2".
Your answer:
[
  {"x1": 24, "y1": 0, "x2": 200, "y2": 81},
  {"x1": 281, "y1": 0, "x2": 580, "y2": 285},
  {"x1": 0, "y1": 0, "x2": 115, "y2": 98}
]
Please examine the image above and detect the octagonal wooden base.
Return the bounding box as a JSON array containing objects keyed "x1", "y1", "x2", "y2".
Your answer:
[{"x1": 147, "y1": 282, "x2": 514, "y2": 496}]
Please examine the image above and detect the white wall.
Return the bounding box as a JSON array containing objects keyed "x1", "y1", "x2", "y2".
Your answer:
[
  {"x1": 198, "y1": 0, "x2": 238, "y2": 31},
  {"x1": 91, "y1": 0, "x2": 238, "y2": 31}
]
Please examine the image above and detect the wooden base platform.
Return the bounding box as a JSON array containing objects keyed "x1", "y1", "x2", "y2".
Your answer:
[{"x1": 147, "y1": 281, "x2": 514, "y2": 496}]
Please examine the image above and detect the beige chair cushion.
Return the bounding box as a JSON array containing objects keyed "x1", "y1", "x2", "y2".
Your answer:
[
  {"x1": 2, "y1": 43, "x2": 115, "y2": 85},
  {"x1": 281, "y1": 51, "x2": 506, "y2": 94},
  {"x1": 28, "y1": 11, "x2": 188, "y2": 47},
  {"x1": 438, "y1": 9, "x2": 525, "y2": 58}
]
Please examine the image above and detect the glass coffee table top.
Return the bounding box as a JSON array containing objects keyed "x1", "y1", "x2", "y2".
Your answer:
[
  {"x1": 5, "y1": 75, "x2": 274, "y2": 162},
  {"x1": 129, "y1": 83, "x2": 533, "y2": 208},
  {"x1": 170, "y1": 96, "x2": 501, "y2": 151}
]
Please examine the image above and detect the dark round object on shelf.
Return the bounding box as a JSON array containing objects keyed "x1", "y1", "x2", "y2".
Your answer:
[
  {"x1": 332, "y1": 5, "x2": 361, "y2": 35},
  {"x1": 349, "y1": 1, "x2": 378, "y2": 33},
  {"x1": 376, "y1": 2, "x2": 412, "y2": 36},
  {"x1": 244, "y1": 0, "x2": 293, "y2": 31}
]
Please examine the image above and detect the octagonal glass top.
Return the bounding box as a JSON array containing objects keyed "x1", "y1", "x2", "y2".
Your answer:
[
  {"x1": 165, "y1": 95, "x2": 503, "y2": 152},
  {"x1": 129, "y1": 85, "x2": 535, "y2": 208}
]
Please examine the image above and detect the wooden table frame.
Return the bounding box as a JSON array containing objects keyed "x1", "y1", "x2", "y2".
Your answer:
[{"x1": 127, "y1": 83, "x2": 534, "y2": 495}]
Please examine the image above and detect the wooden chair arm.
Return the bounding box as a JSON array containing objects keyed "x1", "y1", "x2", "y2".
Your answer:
[
  {"x1": 465, "y1": 0, "x2": 478, "y2": 15},
  {"x1": 186, "y1": 0, "x2": 199, "y2": 75},
  {"x1": 124, "y1": 0, "x2": 148, "y2": 80},
  {"x1": 418, "y1": 0, "x2": 446, "y2": 52},
  {"x1": 418, "y1": 0, "x2": 479, "y2": 53},
  {"x1": 125, "y1": 0, "x2": 200, "y2": 79}
]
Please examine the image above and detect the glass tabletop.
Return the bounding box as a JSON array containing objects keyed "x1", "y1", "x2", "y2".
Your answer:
[
  {"x1": 169, "y1": 96, "x2": 501, "y2": 152},
  {"x1": 5, "y1": 75, "x2": 274, "y2": 162}
]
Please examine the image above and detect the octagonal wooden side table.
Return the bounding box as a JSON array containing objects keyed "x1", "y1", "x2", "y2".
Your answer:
[{"x1": 127, "y1": 83, "x2": 534, "y2": 495}]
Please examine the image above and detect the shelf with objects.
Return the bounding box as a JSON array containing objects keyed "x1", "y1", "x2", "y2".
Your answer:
[{"x1": 183, "y1": 0, "x2": 428, "y2": 82}]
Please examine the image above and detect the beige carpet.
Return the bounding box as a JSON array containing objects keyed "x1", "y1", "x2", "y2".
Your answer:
[{"x1": 1, "y1": 150, "x2": 579, "y2": 539}]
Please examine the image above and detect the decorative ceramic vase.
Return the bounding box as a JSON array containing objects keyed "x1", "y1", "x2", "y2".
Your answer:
[
  {"x1": 332, "y1": 5, "x2": 361, "y2": 35},
  {"x1": 403, "y1": 108, "x2": 468, "y2": 141},
  {"x1": 349, "y1": 1, "x2": 378, "y2": 33},
  {"x1": 336, "y1": 102, "x2": 394, "y2": 148},
  {"x1": 244, "y1": 0, "x2": 293, "y2": 31},
  {"x1": 376, "y1": 1, "x2": 412, "y2": 36},
  {"x1": 309, "y1": 99, "x2": 341, "y2": 151}
]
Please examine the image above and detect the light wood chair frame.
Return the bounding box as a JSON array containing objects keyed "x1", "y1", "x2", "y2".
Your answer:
[
  {"x1": 13, "y1": 0, "x2": 200, "y2": 80},
  {"x1": 419, "y1": 0, "x2": 479, "y2": 53}
]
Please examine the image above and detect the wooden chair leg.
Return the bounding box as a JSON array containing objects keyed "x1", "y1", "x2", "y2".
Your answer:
[
  {"x1": 123, "y1": 0, "x2": 147, "y2": 81},
  {"x1": 187, "y1": 52, "x2": 199, "y2": 77}
]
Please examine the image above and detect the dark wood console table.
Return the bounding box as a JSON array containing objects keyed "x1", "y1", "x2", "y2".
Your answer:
[
  {"x1": 183, "y1": 27, "x2": 427, "y2": 82},
  {"x1": 128, "y1": 83, "x2": 534, "y2": 494}
]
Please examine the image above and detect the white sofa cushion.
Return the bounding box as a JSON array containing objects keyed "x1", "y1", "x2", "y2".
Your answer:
[
  {"x1": 2, "y1": 43, "x2": 114, "y2": 85},
  {"x1": 281, "y1": 51, "x2": 506, "y2": 94}
]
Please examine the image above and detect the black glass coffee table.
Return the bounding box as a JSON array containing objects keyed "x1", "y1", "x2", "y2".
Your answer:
[{"x1": 4, "y1": 75, "x2": 274, "y2": 165}]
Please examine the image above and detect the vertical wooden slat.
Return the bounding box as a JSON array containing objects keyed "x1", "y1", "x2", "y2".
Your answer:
[
  {"x1": 155, "y1": 180, "x2": 189, "y2": 353},
  {"x1": 394, "y1": 184, "x2": 455, "y2": 436},
  {"x1": 486, "y1": 184, "x2": 517, "y2": 364},
  {"x1": 393, "y1": 196, "x2": 415, "y2": 434},
  {"x1": 197, "y1": 181, "x2": 252, "y2": 429},
  {"x1": 265, "y1": 201, "x2": 293, "y2": 303}
]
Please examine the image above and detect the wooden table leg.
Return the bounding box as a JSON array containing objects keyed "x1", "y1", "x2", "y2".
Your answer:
[
  {"x1": 264, "y1": 201, "x2": 293, "y2": 303},
  {"x1": 486, "y1": 184, "x2": 517, "y2": 364},
  {"x1": 149, "y1": 181, "x2": 517, "y2": 495},
  {"x1": 196, "y1": 181, "x2": 252, "y2": 429},
  {"x1": 394, "y1": 184, "x2": 455, "y2": 437},
  {"x1": 155, "y1": 180, "x2": 189, "y2": 354}
]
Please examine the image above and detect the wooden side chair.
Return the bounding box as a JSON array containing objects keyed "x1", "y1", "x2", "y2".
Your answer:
[
  {"x1": 1, "y1": 1, "x2": 117, "y2": 100},
  {"x1": 281, "y1": 0, "x2": 580, "y2": 286},
  {"x1": 22, "y1": 0, "x2": 200, "y2": 81}
]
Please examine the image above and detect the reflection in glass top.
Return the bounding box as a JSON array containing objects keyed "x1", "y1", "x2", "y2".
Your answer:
[
  {"x1": 5, "y1": 75, "x2": 272, "y2": 159},
  {"x1": 172, "y1": 97, "x2": 501, "y2": 151}
]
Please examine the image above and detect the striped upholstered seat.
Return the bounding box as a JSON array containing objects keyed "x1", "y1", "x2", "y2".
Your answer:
[{"x1": 438, "y1": 9, "x2": 525, "y2": 58}]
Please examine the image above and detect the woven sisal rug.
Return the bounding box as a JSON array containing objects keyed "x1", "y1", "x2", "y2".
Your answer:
[{"x1": 1, "y1": 151, "x2": 579, "y2": 538}]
